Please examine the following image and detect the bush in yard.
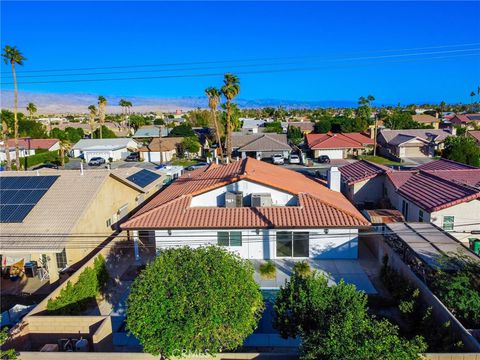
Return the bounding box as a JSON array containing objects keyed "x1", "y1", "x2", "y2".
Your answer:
[
  {"x1": 292, "y1": 260, "x2": 311, "y2": 277},
  {"x1": 46, "y1": 255, "x2": 108, "y2": 315},
  {"x1": 126, "y1": 246, "x2": 264, "y2": 357},
  {"x1": 274, "y1": 272, "x2": 426, "y2": 360},
  {"x1": 259, "y1": 260, "x2": 276, "y2": 279}
]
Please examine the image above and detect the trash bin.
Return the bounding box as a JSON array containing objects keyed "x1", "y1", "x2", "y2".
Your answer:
[{"x1": 24, "y1": 261, "x2": 38, "y2": 278}]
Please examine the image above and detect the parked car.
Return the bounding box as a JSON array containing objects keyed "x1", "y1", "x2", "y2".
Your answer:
[
  {"x1": 289, "y1": 154, "x2": 301, "y2": 164},
  {"x1": 32, "y1": 163, "x2": 59, "y2": 170},
  {"x1": 88, "y1": 157, "x2": 106, "y2": 166},
  {"x1": 272, "y1": 154, "x2": 285, "y2": 165},
  {"x1": 186, "y1": 162, "x2": 209, "y2": 171},
  {"x1": 317, "y1": 155, "x2": 331, "y2": 163},
  {"x1": 125, "y1": 152, "x2": 140, "y2": 162}
]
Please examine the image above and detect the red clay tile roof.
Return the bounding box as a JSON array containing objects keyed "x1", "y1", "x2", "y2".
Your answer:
[
  {"x1": 451, "y1": 114, "x2": 480, "y2": 124},
  {"x1": 417, "y1": 158, "x2": 478, "y2": 171},
  {"x1": 386, "y1": 170, "x2": 480, "y2": 212},
  {"x1": 2, "y1": 138, "x2": 59, "y2": 150},
  {"x1": 339, "y1": 160, "x2": 392, "y2": 185},
  {"x1": 122, "y1": 158, "x2": 369, "y2": 230},
  {"x1": 306, "y1": 132, "x2": 373, "y2": 150}
]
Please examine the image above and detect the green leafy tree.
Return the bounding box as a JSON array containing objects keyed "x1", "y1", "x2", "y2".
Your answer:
[
  {"x1": 179, "y1": 136, "x2": 201, "y2": 158},
  {"x1": 0, "y1": 324, "x2": 16, "y2": 359},
  {"x1": 128, "y1": 114, "x2": 148, "y2": 131},
  {"x1": 126, "y1": 246, "x2": 264, "y2": 357},
  {"x1": 153, "y1": 118, "x2": 165, "y2": 126},
  {"x1": 2, "y1": 45, "x2": 26, "y2": 169},
  {"x1": 274, "y1": 272, "x2": 425, "y2": 360},
  {"x1": 169, "y1": 123, "x2": 195, "y2": 137},
  {"x1": 263, "y1": 121, "x2": 283, "y2": 134},
  {"x1": 384, "y1": 108, "x2": 429, "y2": 130},
  {"x1": 26, "y1": 102, "x2": 37, "y2": 120},
  {"x1": 442, "y1": 136, "x2": 480, "y2": 167},
  {"x1": 314, "y1": 118, "x2": 332, "y2": 133},
  {"x1": 93, "y1": 125, "x2": 116, "y2": 139},
  {"x1": 287, "y1": 125, "x2": 304, "y2": 145},
  {"x1": 221, "y1": 73, "x2": 240, "y2": 160}
]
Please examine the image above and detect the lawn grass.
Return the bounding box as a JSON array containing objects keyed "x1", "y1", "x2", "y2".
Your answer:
[
  {"x1": 170, "y1": 159, "x2": 200, "y2": 167},
  {"x1": 358, "y1": 155, "x2": 400, "y2": 165}
]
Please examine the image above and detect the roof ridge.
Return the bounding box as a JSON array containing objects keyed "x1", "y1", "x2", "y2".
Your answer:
[{"x1": 418, "y1": 170, "x2": 480, "y2": 193}]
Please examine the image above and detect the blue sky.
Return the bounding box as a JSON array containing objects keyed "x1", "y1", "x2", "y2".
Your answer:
[{"x1": 1, "y1": 1, "x2": 479, "y2": 104}]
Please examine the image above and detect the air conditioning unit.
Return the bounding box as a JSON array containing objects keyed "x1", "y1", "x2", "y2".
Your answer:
[
  {"x1": 251, "y1": 193, "x2": 272, "y2": 208},
  {"x1": 225, "y1": 191, "x2": 243, "y2": 208}
]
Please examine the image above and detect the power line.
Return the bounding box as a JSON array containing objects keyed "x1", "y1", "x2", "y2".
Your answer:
[
  {"x1": 2, "y1": 51, "x2": 478, "y2": 86},
  {"x1": 7, "y1": 42, "x2": 480, "y2": 74},
  {"x1": 3, "y1": 47, "x2": 479, "y2": 79}
]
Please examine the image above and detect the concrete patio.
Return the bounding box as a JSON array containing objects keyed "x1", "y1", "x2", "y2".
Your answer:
[{"x1": 251, "y1": 258, "x2": 377, "y2": 294}]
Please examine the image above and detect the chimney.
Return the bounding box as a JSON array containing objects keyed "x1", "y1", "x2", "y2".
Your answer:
[{"x1": 328, "y1": 167, "x2": 341, "y2": 192}]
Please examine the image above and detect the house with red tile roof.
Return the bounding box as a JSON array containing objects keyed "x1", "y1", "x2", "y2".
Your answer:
[
  {"x1": 467, "y1": 130, "x2": 480, "y2": 145},
  {"x1": 305, "y1": 132, "x2": 374, "y2": 159},
  {"x1": 122, "y1": 157, "x2": 370, "y2": 260},
  {"x1": 450, "y1": 113, "x2": 480, "y2": 129},
  {"x1": 0, "y1": 138, "x2": 60, "y2": 162}
]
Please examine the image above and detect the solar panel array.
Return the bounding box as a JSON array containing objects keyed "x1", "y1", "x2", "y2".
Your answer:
[
  {"x1": 0, "y1": 176, "x2": 59, "y2": 223},
  {"x1": 126, "y1": 169, "x2": 160, "y2": 188}
]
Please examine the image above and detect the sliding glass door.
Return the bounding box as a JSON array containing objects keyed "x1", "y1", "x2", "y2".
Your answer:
[{"x1": 276, "y1": 231, "x2": 309, "y2": 258}]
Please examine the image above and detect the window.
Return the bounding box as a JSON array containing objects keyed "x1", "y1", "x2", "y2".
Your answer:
[
  {"x1": 217, "y1": 231, "x2": 242, "y2": 246},
  {"x1": 443, "y1": 216, "x2": 454, "y2": 231},
  {"x1": 276, "y1": 231, "x2": 309, "y2": 257},
  {"x1": 402, "y1": 200, "x2": 409, "y2": 219},
  {"x1": 56, "y1": 249, "x2": 67, "y2": 269},
  {"x1": 418, "y1": 210, "x2": 424, "y2": 222}
]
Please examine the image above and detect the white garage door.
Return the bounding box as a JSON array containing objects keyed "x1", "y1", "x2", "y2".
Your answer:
[{"x1": 318, "y1": 149, "x2": 344, "y2": 159}]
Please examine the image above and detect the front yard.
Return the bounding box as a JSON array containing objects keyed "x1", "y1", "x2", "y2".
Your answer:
[{"x1": 357, "y1": 155, "x2": 400, "y2": 165}]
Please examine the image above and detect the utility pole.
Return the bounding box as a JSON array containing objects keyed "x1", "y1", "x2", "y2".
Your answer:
[{"x1": 373, "y1": 113, "x2": 378, "y2": 157}]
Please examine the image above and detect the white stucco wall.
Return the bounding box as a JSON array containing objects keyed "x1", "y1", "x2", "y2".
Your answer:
[
  {"x1": 141, "y1": 150, "x2": 176, "y2": 163},
  {"x1": 349, "y1": 177, "x2": 385, "y2": 205},
  {"x1": 0, "y1": 149, "x2": 34, "y2": 161},
  {"x1": 190, "y1": 179, "x2": 298, "y2": 207},
  {"x1": 153, "y1": 228, "x2": 359, "y2": 260}
]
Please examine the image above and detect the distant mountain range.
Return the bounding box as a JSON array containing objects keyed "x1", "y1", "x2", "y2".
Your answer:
[{"x1": 0, "y1": 90, "x2": 359, "y2": 114}]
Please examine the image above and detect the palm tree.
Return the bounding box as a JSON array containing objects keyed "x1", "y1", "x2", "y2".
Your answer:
[
  {"x1": 119, "y1": 99, "x2": 127, "y2": 125},
  {"x1": 26, "y1": 102, "x2": 37, "y2": 120},
  {"x1": 1, "y1": 120, "x2": 12, "y2": 170},
  {"x1": 2, "y1": 45, "x2": 26, "y2": 170},
  {"x1": 125, "y1": 100, "x2": 133, "y2": 133},
  {"x1": 205, "y1": 87, "x2": 223, "y2": 162},
  {"x1": 97, "y1": 96, "x2": 107, "y2": 139},
  {"x1": 59, "y1": 139, "x2": 71, "y2": 167},
  {"x1": 470, "y1": 91, "x2": 476, "y2": 105},
  {"x1": 88, "y1": 105, "x2": 97, "y2": 138},
  {"x1": 220, "y1": 73, "x2": 240, "y2": 161}
]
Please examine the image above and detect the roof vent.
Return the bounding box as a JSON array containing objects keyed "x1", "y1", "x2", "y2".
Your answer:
[
  {"x1": 251, "y1": 193, "x2": 272, "y2": 207},
  {"x1": 225, "y1": 191, "x2": 243, "y2": 208}
]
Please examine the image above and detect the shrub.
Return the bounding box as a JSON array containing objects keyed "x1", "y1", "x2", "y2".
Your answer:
[
  {"x1": 259, "y1": 261, "x2": 276, "y2": 279},
  {"x1": 126, "y1": 246, "x2": 264, "y2": 357},
  {"x1": 23, "y1": 150, "x2": 69, "y2": 169},
  {"x1": 292, "y1": 261, "x2": 311, "y2": 277},
  {"x1": 47, "y1": 255, "x2": 108, "y2": 315}
]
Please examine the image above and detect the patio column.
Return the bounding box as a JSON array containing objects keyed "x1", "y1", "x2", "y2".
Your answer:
[
  {"x1": 46, "y1": 253, "x2": 59, "y2": 283},
  {"x1": 133, "y1": 230, "x2": 140, "y2": 262}
]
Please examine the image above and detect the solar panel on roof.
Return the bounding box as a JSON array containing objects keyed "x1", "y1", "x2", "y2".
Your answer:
[
  {"x1": 0, "y1": 175, "x2": 59, "y2": 223},
  {"x1": 126, "y1": 169, "x2": 160, "y2": 188}
]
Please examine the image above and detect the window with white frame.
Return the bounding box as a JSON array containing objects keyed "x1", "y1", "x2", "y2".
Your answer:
[
  {"x1": 443, "y1": 216, "x2": 454, "y2": 231},
  {"x1": 217, "y1": 231, "x2": 242, "y2": 246}
]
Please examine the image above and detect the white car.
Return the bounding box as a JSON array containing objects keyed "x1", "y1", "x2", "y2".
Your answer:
[
  {"x1": 289, "y1": 154, "x2": 301, "y2": 164},
  {"x1": 272, "y1": 154, "x2": 285, "y2": 165}
]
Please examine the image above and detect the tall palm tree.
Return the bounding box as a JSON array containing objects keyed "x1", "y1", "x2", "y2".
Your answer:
[
  {"x1": 220, "y1": 73, "x2": 240, "y2": 161},
  {"x1": 205, "y1": 87, "x2": 223, "y2": 162},
  {"x1": 88, "y1": 105, "x2": 97, "y2": 138},
  {"x1": 119, "y1": 99, "x2": 127, "y2": 125},
  {"x1": 97, "y1": 96, "x2": 107, "y2": 139},
  {"x1": 59, "y1": 139, "x2": 71, "y2": 167},
  {"x1": 26, "y1": 102, "x2": 37, "y2": 120},
  {"x1": 2, "y1": 120, "x2": 12, "y2": 170},
  {"x1": 124, "y1": 100, "x2": 133, "y2": 133},
  {"x1": 2, "y1": 45, "x2": 26, "y2": 170}
]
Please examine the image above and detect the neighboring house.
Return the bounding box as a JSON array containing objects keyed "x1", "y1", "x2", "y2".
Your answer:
[
  {"x1": 467, "y1": 130, "x2": 480, "y2": 145},
  {"x1": 305, "y1": 132, "x2": 374, "y2": 159},
  {"x1": 132, "y1": 125, "x2": 170, "y2": 141},
  {"x1": 121, "y1": 157, "x2": 369, "y2": 261},
  {"x1": 71, "y1": 138, "x2": 139, "y2": 162},
  {"x1": 0, "y1": 138, "x2": 60, "y2": 161},
  {"x1": 377, "y1": 129, "x2": 451, "y2": 159},
  {"x1": 138, "y1": 137, "x2": 185, "y2": 163},
  {"x1": 241, "y1": 118, "x2": 267, "y2": 134},
  {"x1": 385, "y1": 169, "x2": 480, "y2": 244},
  {"x1": 232, "y1": 133, "x2": 292, "y2": 160},
  {"x1": 339, "y1": 160, "x2": 391, "y2": 207},
  {"x1": 450, "y1": 113, "x2": 480, "y2": 129},
  {"x1": 412, "y1": 114, "x2": 440, "y2": 129},
  {"x1": 0, "y1": 167, "x2": 166, "y2": 283},
  {"x1": 284, "y1": 121, "x2": 315, "y2": 134}
]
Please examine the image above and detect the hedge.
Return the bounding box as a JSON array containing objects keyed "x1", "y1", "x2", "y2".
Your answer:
[
  {"x1": 46, "y1": 255, "x2": 109, "y2": 315},
  {"x1": 24, "y1": 150, "x2": 69, "y2": 169}
]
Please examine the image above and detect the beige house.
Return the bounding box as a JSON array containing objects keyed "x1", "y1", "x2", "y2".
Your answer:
[
  {"x1": 412, "y1": 114, "x2": 440, "y2": 129},
  {"x1": 0, "y1": 167, "x2": 166, "y2": 283},
  {"x1": 138, "y1": 137, "x2": 185, "y2": 163}
]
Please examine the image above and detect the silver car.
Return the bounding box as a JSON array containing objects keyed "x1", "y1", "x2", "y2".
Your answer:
[
  {"x1": 272, "y1": 154, "x2": 285, "y2": 165},
  {"x1": 289, "y1": 154, "x2": 301, "y2": 164}
]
